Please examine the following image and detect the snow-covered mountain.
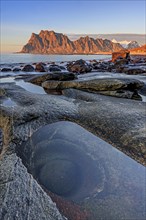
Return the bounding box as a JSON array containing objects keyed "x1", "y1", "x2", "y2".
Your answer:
[
  {"x1": 112, "y1": 39, "x2": 130, "y2": 48},
  {"x1": 126, "y1": 41, "x2": 140, "y2": 49},
  {"x1": 112, "y1": 39, "x2": 140, "y2": 49}
]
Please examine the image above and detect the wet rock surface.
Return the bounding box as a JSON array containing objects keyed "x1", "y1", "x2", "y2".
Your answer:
[
  {"x1": 1, "y1": 68, "x2": 12, "y2": 72},
  {"x1": 35, "y1": 62, "x2": 47, "y2": 72},
  {"x1": 28, "y1": 72, "x2": 77, "y2": 86},
  {"x1": 0, "y1": 81, "x2": 145, "y2": 165},
  {"x1": 0, "y1": 57, "x2": 146, "y2": 219},
  {"x1": 0, "y1": 153, "x2": 66, "y2": 220},
  {"x1": 22, "y1": 64, "x2": 35, "y2": 72},
  {"x1": 67, "y1": 59, "x2": 92, "y2": 73},
  {"x1": 0, "y1": 118, "x2": 145, "y2": 219},
  {"x1": 18, "y1": 122, "x2": 105, "y2": 202},
  {"x1": 42, "y1": 77, "x2": 143, "y2": 100}
]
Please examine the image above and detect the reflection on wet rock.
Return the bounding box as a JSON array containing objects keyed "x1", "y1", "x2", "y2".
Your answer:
[
  {"x1": 20, "y1": 126, "x2": 105, "y2": 202},
  {"x1": 16, "y1": 121, "x2": 145, "y2": 219}
]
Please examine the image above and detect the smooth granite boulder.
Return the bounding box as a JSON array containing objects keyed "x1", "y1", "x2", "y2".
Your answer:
[
  {"x1": 67, "y1": 59, "x2": 92, "y2": 74},
  {"x1": 49, "y1": 65, "x2": 62, "y2": 72},
  {"x1": 1, "y1": 68, "x2": 12, "y2": 72},
  {"x1": 22, "y1": 65, "x2": 35, "y2": 72},
  {"x1": 124, "y1": 67, "x2": 146, "y2": 75},
  {"x1": 13, "y1": 67, "x2": 21, "y2": 72},
  {"x1": 42, "y1": 78, "x2": 144, "y2": 100},
  {"x1": 35, "y1": 62, "x2": 47, "y2": 72}
]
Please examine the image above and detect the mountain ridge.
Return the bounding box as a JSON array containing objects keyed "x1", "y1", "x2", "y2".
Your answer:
[
  {"x1": 67, "y1": 33, "x2": 146, "y2": 45},
  {"x1": 20, "y1": 30, "x2": 124, "y2": 54}
]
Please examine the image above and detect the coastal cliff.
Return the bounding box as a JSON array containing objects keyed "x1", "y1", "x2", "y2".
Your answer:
[
  {"x1": 20, "y1": 30, "x2": 123, "y2": 54},
  {"x1": 129, "y1": 44, "x2": 146, "y2": 54}
]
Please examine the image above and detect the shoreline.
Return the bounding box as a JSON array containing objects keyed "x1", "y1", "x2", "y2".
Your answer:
[{"x1": 16, "y1": 52, "x2": 146, "y2": 55}]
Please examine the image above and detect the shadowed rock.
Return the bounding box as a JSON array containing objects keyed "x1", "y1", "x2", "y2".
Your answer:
[
  {"x1": 28, "y1": 72, "x2": 77, "y2": 86},
  {"x1": 67, "y1": 59, "x2": 92, "y2": 73},
  {"x1": 22, "y1": 64, "x2": 35, "y2": 72},
  {"x1": 1, "y1": 68, "x2": 12, "y2": 72}
]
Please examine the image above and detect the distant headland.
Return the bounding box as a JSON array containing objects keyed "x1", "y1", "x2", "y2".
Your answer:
[{"x1": 20, "y1": 30, "x2": 146, "y2": 55}]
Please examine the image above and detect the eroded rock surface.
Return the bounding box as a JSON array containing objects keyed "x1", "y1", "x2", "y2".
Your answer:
[
  {"x1": 28, "y1": 72, "x2": 77, "y2": 86},
  {"x1": 0, "y1": 153, "x2": 66, "y2": 220},
  {"x1": 0, "y1": 82, "x2": 145, "y2": 165},
  {"x1": 0, "y1": 77, "x2": 146, "y2": 220},
  {"x1": 42, "y1": 77, "x2": 143, "y2": 100}
]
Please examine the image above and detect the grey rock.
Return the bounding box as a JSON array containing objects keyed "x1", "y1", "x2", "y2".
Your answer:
[
  {"x1": 22, "y1": 65, "x2": 35, "y2": 72},
  {"x1": 1, "y1": 68, "x2": 12, "y2": 72},
  {"x1": 42, "y1": 78, "x2": 144, "y2": 99},
  {"x1": 139, "y1": 83, "x2": 146, "y2": 96},
  {"x1": 0, "y1": 82, "x2": 146, "y2": 165},
  {"x1": 0, "y1": 153, "x2": 66, "y2": 220},
  {"x1": 67, "y1": 59, "x2": 92, "y2": 73},
  {"x1": 13, "y1": 67, "x2": 21, "y2": 72},
  {"x1": 98, "y1": 89, "x2": 142, "y2": 100},
  {"x1": 124, "y1": 67, "x2": 146, "y2": 75},
  {"x1": 1, "y1": 121, "x2": 145, "y2": 219},
  {"x1": 28, "y1": 72, "x2": 77, "y2": 86},
  {"x1": 0, "y1": 88, "x2": 6, "y2": 97},
  {"x1": 35, "y1": 62, "x2": 47, "y2": 72},
  {"x1": 0, "y1": 129, "x2": 3, "y2": 153},
  {"x1": 49, "y1": 66, "x2": 62, "y2": 72}
]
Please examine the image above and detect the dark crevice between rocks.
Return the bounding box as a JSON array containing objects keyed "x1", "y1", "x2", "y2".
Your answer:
[{"x1": 0, "y1": 129, "x2": 3, "y2": 154}]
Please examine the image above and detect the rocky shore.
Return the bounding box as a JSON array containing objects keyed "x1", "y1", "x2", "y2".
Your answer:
[{"x1": 0, "y1": 53, "x2": 146, "y2": 220}]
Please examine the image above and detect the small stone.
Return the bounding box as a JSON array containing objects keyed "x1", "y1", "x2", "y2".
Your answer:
[
  {"x1": 1, "y1": 68, "x2": 12, "y2": 72},
  {"x1": 22, "y1": 64, "x2": 35, "y2": 72}
]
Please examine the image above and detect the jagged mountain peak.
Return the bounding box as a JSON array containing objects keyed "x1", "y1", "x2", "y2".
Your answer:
[
  {"x1": 20, "y1": 30, "x2": 123, "y2": 54},
  {"x1": 127, "y1": 41, "x2": 140, "y2": 49}
]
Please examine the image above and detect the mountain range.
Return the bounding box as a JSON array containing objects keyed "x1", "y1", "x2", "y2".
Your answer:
[
  {"x1": 130, "y1": 44, "x2": 146, "y2": 54},
  {"x1": 111, "y1": 39, "x2": 140, "y2": 49},
  {"x1": 20, "y1": 30, "x2": 145, "y2": 55},
  {"x1": 67, "y1": 33, "x2": 145, "y2": 45},
  {"x1": 20, "y1": 30, "x2": 124, "y2": 54}
]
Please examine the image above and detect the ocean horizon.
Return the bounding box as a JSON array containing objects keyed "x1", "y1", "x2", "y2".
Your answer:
[{"x1": 0, "y1": 53, "x2": 111, "y2": 64}]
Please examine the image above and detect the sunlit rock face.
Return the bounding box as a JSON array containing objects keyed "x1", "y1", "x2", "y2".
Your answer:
[{"x1": 20, "y1": 30, "x2": 123, "y2": 54}]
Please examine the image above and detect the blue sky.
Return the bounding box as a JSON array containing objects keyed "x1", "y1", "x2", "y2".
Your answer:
[{"x1": 1, "y1": 0, "x2": 145, "y2": 52}]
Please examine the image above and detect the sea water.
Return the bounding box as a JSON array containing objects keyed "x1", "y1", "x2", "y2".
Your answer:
[{"x1": 0, "y1": 53, "x2": 111, "y2": 64}]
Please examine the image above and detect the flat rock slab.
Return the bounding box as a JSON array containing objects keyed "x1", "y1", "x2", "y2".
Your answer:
[
  {"x1": 42, "y1": 77, "x2": 144, "y2": 92},
  {"x1": 0, "y1": 82, "x2": 146, "y2": 166}
]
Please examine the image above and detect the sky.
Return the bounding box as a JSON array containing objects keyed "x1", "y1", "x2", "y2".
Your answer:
[{"x1": 1, "y1": 0, "x2": 146, "y2": 53}]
